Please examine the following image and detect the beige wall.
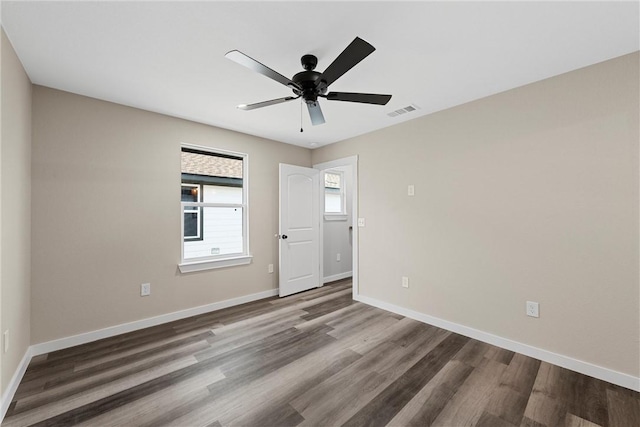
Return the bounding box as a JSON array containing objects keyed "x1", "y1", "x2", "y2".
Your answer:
[
  {"x1": 31, "y1": 87, "x2": 311, "y2": 344},
  {"x1": 1, "y1": 29, "x2": 32, "y2": 395},
  {"x1": 312, "y1": 53, "x2": 640, "y2": 377}
]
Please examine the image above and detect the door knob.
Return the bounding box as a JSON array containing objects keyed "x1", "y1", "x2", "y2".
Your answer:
[{"x1": 282, "y1": 234, "x2": 288, "y2": 239}]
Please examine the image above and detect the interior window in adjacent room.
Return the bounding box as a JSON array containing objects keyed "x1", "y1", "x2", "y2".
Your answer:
[{"x1": 324, "y1": 170, "x2": 346, "y2": 215}]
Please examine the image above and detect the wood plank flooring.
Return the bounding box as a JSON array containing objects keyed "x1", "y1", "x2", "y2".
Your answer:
[{"x1": 3, "y1": 280, "x2": 639, "y2": 427}]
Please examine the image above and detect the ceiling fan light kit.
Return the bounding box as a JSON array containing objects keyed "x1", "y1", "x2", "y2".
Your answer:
[{"x1": 225, "y1": 37, "x2": 392, "y2": 126}]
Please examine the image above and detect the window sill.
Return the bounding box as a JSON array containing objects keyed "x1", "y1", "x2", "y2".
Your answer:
[
  {"x1": 324, "y1": 214, "x2": 348, "y2": 221},
  {"x1": 178, "y1": 255, "x2": 253, "y2": 273}
]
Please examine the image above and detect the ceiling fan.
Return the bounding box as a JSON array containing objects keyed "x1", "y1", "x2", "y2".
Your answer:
[{"x1": 225, "y1": 37, "x2": 392, "y2": 126}]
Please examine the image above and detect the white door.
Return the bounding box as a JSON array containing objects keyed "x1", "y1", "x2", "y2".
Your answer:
[{"x1": 279, "y1": 164, "x2": 320, "y2": 297}]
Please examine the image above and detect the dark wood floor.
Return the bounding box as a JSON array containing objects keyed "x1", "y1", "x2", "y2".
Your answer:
[{"x1": 3, "y1": 280, "x2": 639, "y2": 427}]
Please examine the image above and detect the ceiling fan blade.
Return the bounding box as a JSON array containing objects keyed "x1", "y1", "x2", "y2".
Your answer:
[
  {"x1": 320, "y1": 37, "x2": 376, "y2": 87},
  {"x1": 225, "y1": 50, "x2": 301, "y2": 90},
  {"x1": 307, "y1": 101, "x2": 325, "y2": 126},
  {"x1": 238, "y1": 96, "x2": 299, "y2": 111},
  {"x1": 326, "y1": 92, "x2": 392, "y2": 105}
]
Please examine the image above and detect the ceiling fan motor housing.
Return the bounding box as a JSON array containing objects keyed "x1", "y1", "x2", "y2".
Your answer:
[{"x1": 293, "y1": 55, "x2": 328, "y2": 104}]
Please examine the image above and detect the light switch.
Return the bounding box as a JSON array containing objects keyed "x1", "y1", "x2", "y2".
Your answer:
[
  {"x1": 357, "y1": 218, "x2": 365, "y2": 227},
  {"x1": 408, "y1": 185, "x2": 415, "y2": 196}
]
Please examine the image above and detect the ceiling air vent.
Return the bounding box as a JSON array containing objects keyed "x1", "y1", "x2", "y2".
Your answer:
[{"x1": 387, "y1": 104, "x2": 420, "y2": 118}]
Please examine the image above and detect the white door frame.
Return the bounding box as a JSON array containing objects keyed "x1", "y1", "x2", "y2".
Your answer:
[{"x1": 313, "y1": 156, "x2": 359, "y2": 298}]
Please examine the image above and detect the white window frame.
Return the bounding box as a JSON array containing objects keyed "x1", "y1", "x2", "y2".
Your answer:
[
  {"x1": 181, "y1": 183, "x2": 202, "y2": 240},
  {"x1": 324, "y1": 170, "x2": 348, "y2": 221},
  {"x1": 178, "y1": 144, "x2": 252, "y2": 273}
]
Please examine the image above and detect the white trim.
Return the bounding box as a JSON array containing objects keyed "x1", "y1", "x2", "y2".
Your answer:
[
  {"x1": 314, "y1": 156, "x2": 359, "y2": 299},
  {"x1": 355, "y1": 294, "x2": 640, "y2": 392},
  {"x1": 30, "y1": 288, "x2": 277, "y2": 356},
  {"x1": 323, "y1": 271, "x2": 353, "y2": 284},
  {"x1": 178, "y1": 254, "x2": 252, "y2": 273},
  {"x1": 324, "y1": 214, "x2": 348, "y2": 221},
  {"x1": 1, "y1": 347, "x2": 33, "y2": 422}
]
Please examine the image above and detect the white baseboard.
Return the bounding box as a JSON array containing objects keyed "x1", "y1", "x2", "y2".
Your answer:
[
  {"x1": 1, "y1": 347, "x2": 33, "y2": 421},
  {"x1": 355, "y1": 294, "x2": 640, "y2": 392},
  {"x1": 323, "y1": 271, "x2": 352, "y2": 284},
  {"x1": 31, "y1": 288, "x2": 278, "y2": 356}
]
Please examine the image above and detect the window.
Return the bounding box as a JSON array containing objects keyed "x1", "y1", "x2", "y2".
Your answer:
[
  {"x1": 324, "y1": 170, "x2": 346, "y2": 218},
  {"x1": 179, "y1": 145, "x2": 251, "y2": 272},
  {"x1": 181, "y1": 184, "x2": 202, "y2": 240}
]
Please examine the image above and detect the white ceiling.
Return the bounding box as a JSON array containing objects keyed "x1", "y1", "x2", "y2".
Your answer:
[{"x1": 2, "y1": 1, "x2": 638, "y2": 148}]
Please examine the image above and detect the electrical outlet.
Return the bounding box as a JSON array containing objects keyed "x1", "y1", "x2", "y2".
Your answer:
[
  {"x1": 3, "y1": 330, "x2": 8, "y2": 353},
  {"x1": 141, "y1": 283, "x2": 151, "y2": 297},
  {"x1": 336, "y1": 253, "x2": 341, "y2": 262},
  {"x1": 526, "y1": 301, "x2": 539, "y2": 318},
  {"x1": 408, "y1": 185, "x2": 415, "y2": 196},
  {"x1": 268, "y1": 264, "x2": 274, "y2": 273},
  {"x1": 357, "y1": 218, "x2": 365, "y2": 227},
  {"x1": 402, "y1": 277, "x2": 409, "y2": 288}
]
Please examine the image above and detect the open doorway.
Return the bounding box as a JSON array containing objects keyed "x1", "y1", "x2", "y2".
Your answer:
[{"x1": 314, "y1": 156, "x2": 359, "y2": 297}]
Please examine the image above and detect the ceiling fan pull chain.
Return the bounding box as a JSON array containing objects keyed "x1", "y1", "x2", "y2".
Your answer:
[{"x1": 300, "y1": 99, "x2": 304, "y2": 133}]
